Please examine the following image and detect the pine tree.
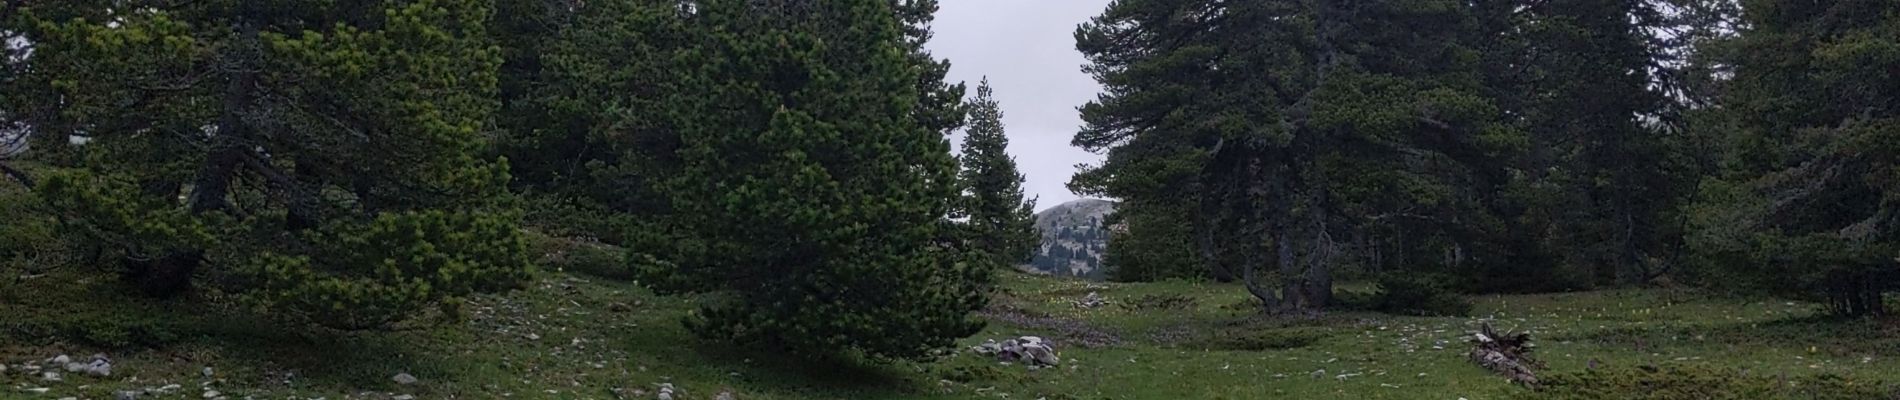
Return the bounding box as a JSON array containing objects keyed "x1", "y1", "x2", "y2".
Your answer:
[
  {"x1": 1077, "y1": 0, "x2": 1522, "y2": 312},
  {"x1": 1468, "y1": 0, "x2": 1683, "y2": 291},
  {"x1": 958, "y1": 79, "x2": 1037, "y2": 266},
  {"x1": 1688, "y1": 0, "x2": 1900, "y2": 317},
  {"x1": 17, "y1": 0, "x2": 530, "y2": 329},
  {"x1": 636, "y1": 0, "x2": 989, "y2": 360}
]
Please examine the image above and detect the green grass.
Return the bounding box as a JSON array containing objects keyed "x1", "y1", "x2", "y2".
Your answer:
[{"x1": 5, "y1": 256, "x2": 1900, "y2": 399}]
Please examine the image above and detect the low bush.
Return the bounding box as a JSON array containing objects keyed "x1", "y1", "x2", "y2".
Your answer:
[
  {"x1": 1119, "y1": 294, "x2": 1198, "y2": 311},
  {"x1": 1205, "y1": 327, "x2": 1331, "y2": 351},
  {"x1": 1369, "y1": 274, "x2": 1473, "y2": 317}
]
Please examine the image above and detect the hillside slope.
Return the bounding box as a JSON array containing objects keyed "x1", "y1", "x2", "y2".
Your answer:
[{"x1": 1024, "y1": 199, "x2": 1115, "y2": 279}]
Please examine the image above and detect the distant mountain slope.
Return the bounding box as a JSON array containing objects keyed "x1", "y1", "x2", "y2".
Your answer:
[{"x1": 1023, "y1": 199, "x2": 1115, "y2": 279}]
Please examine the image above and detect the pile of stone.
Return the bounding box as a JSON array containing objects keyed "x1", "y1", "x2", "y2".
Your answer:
[
  {"x1": 970, "y1": 336, "x2": 1060, "y2": 367},
  {"x1": 6, "y1": 354, "x2": 114, "y2": 381}
]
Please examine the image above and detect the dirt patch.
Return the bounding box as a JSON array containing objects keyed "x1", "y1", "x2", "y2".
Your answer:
[{"x1": 978, "y1": 302, "x2": 1121, "y2": 348}]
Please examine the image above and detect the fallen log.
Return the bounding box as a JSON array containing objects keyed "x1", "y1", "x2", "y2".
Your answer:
[{"x1": 1469, "y1": 322, "x2": 1542, "y2": 386}]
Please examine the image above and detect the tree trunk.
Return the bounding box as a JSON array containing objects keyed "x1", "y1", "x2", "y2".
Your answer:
[
  {"x1": 125, "y1": 250, "x2": 202, "y2": 297},
  {"x1": 145, "y1": 12, "x2": 261, "y2": 298},
  {"x1": 0, "y1": 161, "x2": 31, "y2": 188}
]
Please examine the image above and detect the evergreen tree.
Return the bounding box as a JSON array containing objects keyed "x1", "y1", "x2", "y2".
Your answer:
[
  {"x1": 892, "y1": 0, "x2": 968, "y2": 140},
  {"x1": 636, "y1": 0, "x2": 989, "y2": 360},
  {"x1": 1077, "y1": 0, "x2": 1521, "y2": 312},
  {"x1": 1688, "y1": 0, "x2": 1900, "y2": 317},
  {"x1": 14, "y1": 0, "x2": 530, "y2": 329},
  {"x1": 958, "y1": 79, "x2": 1038, "y2": 265},
  {"x1": 1473, "y1": 0, "x2": 1683, "y2": 291}
]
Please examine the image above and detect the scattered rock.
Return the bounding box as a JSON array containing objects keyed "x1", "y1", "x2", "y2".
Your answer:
[
  {"x1": 201, "y1": 389, "x2": 220, "y2": 399},
  {"x1": 394, "y1": 395, "x2": 415, "y2": 400},
  {"x1": 656, "y1": 383, "x2": 677, "y2": 400},
  {"x1": 116, "y1": 390, "x2": 140, "y2": 400},
  {"x1": 971, "y1": 336, "x2": 1060, "y2": 367},
  {"x1": 202, "y1": 366, "x2": 214, "y2": 378},
  {"x1": 41, "y1": 371, "x2": 62, "y2": 382},
  {"x1": 1070, "y1": 292, "x2": 1109, "y2": 309},
  {"x1": 393, "y1": 372, "x2": 419, "y2": 385},
  {"x1": 715, "y1": 390, "x2": 735, "y2": 400},
  {"x1": 50, "y1": 355, "x2": 71, "y2": 364}
]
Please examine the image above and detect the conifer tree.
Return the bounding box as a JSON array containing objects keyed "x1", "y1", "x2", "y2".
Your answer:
[
  {"x1": 1689, "y1": 0, "x2": 1900, "y2": 317},
  {"x1": 14, "y1": 0, "x2": 530, "y2": 329},
  {"x1": 1077, "y1": 0, "x2": 1521, "y2": 312},
  {"x1": 637, "y1": 0, "x2": 989, "y2": 360},
  {"x1": 958, "y1": 79, "x2": 1038, "y2": 266}
]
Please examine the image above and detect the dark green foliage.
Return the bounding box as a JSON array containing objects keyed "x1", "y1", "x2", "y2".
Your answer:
[
  {"x1": 9, "y1": 0, "x2": 532, "y2": 329},
  {"x1": 634, "y1": 0, "x2": 989, "y2": 361},
  {"x1": 957, "y1": 79, "x2": 1038, "y2": 267},
  {"x1": 1477, "y1": 0, "x2": 1691, "y2": 291},
  {"x1": 1686, "y1": 0, "x2": 1900, "y2": 317},
  {"x1": 1204, "y1": 327, "x2": 1331, "y2": 351},
  {"x1": 1368, "y1": 274, "x2": 1472, "y2": 317},
  {"x1": 1103, "y1": 202, "x2": 1207, "y2": 282},
  {"x1": 1118, "y1": 294, "x2": 1198, "y2": 311},
  {"x1": 1540, "y1": 365, "x2": 1896, "y2": 400},
  {"x1": 237, "y1": 211, "x2": 533, "y2": 330},
  {"x1": 496, "y1": 0, "x2": 691, "y2": 220},
  {"x1": 1076, "y1": 0, "x2": 1523, "y2": 312}
]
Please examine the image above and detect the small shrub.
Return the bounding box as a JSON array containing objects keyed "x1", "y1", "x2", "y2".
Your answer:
[
  {"x1": 1371, "y1": 274, "x2": 1473, "y2": 317},
  {"x1": 1119, "y1": 294, "x2": 1198, "y2": 311},
  {"x1": 1206, "y1": 327, "x2": 1331, "y2": 351},
  {"x1": 1221, "y1": 297, "x2": 1264, "y2": 311},
  {"x1": 1541, "y1": 364, "x2": 1896, "y2": 400},
  {"x1": 532, "y1": 234, "x2": 631, "y2": 280},
  {"x1": 1330, "y1": 288, "x2": 1378, "y2": 311},
  {"x1": 939, "y1": 364, "x2": 1019, "y2": 383}
]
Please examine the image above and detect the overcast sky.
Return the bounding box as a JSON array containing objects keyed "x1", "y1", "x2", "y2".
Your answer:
[{"x1": 929, "y1": 0, "x2": 1113, "y2": 211}]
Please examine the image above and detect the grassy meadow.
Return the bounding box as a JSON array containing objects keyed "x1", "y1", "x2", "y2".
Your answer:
[{"x1": 4, "y1": 243, "x2": 1898, "y2": 399}]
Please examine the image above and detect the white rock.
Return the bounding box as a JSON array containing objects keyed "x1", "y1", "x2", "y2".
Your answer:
[
  {"x1": 51, "y1": 355, "x2": 71, "y2": 364},
  {"x1": 394, "y1": 395, "x2": 415, "y2": 400},
  {"x1": 715, "y1": 391, "x2": 735, "y2": 400},
  {"x1": 65, "y1": 362, "x2": 86, "y2": 372},
  {"x1": 87, "y1": 360, "x2": 113, "y2": 377},
  {"x1": 202, "y1": 367, "x2": 214, "y2": 378},
  {"x1": 42, "y1": 371, "x2": 62, "y2": 381},
  {"x1": 393, "y1": 373, "x2": 418, "y2": 385},
  {"x1": 202, "y1": 390, "x2": 220, "y2": 399}
]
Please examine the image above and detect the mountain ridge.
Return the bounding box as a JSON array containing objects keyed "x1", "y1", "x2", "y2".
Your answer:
[{"x1": 1022, "y1": 198, "x2": 1115, "y2": 279}]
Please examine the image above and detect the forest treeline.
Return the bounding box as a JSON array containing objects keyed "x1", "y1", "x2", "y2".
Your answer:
[
  {"x1": 0, "y1": 0, "x2": 1896, "y2": 364},
  {"x1": 1080, "y1": 0, "x2": 1900, "y2": 319},
  {"x1": 0, "y1": 0, "x2": 1037, "y2": 360}
]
